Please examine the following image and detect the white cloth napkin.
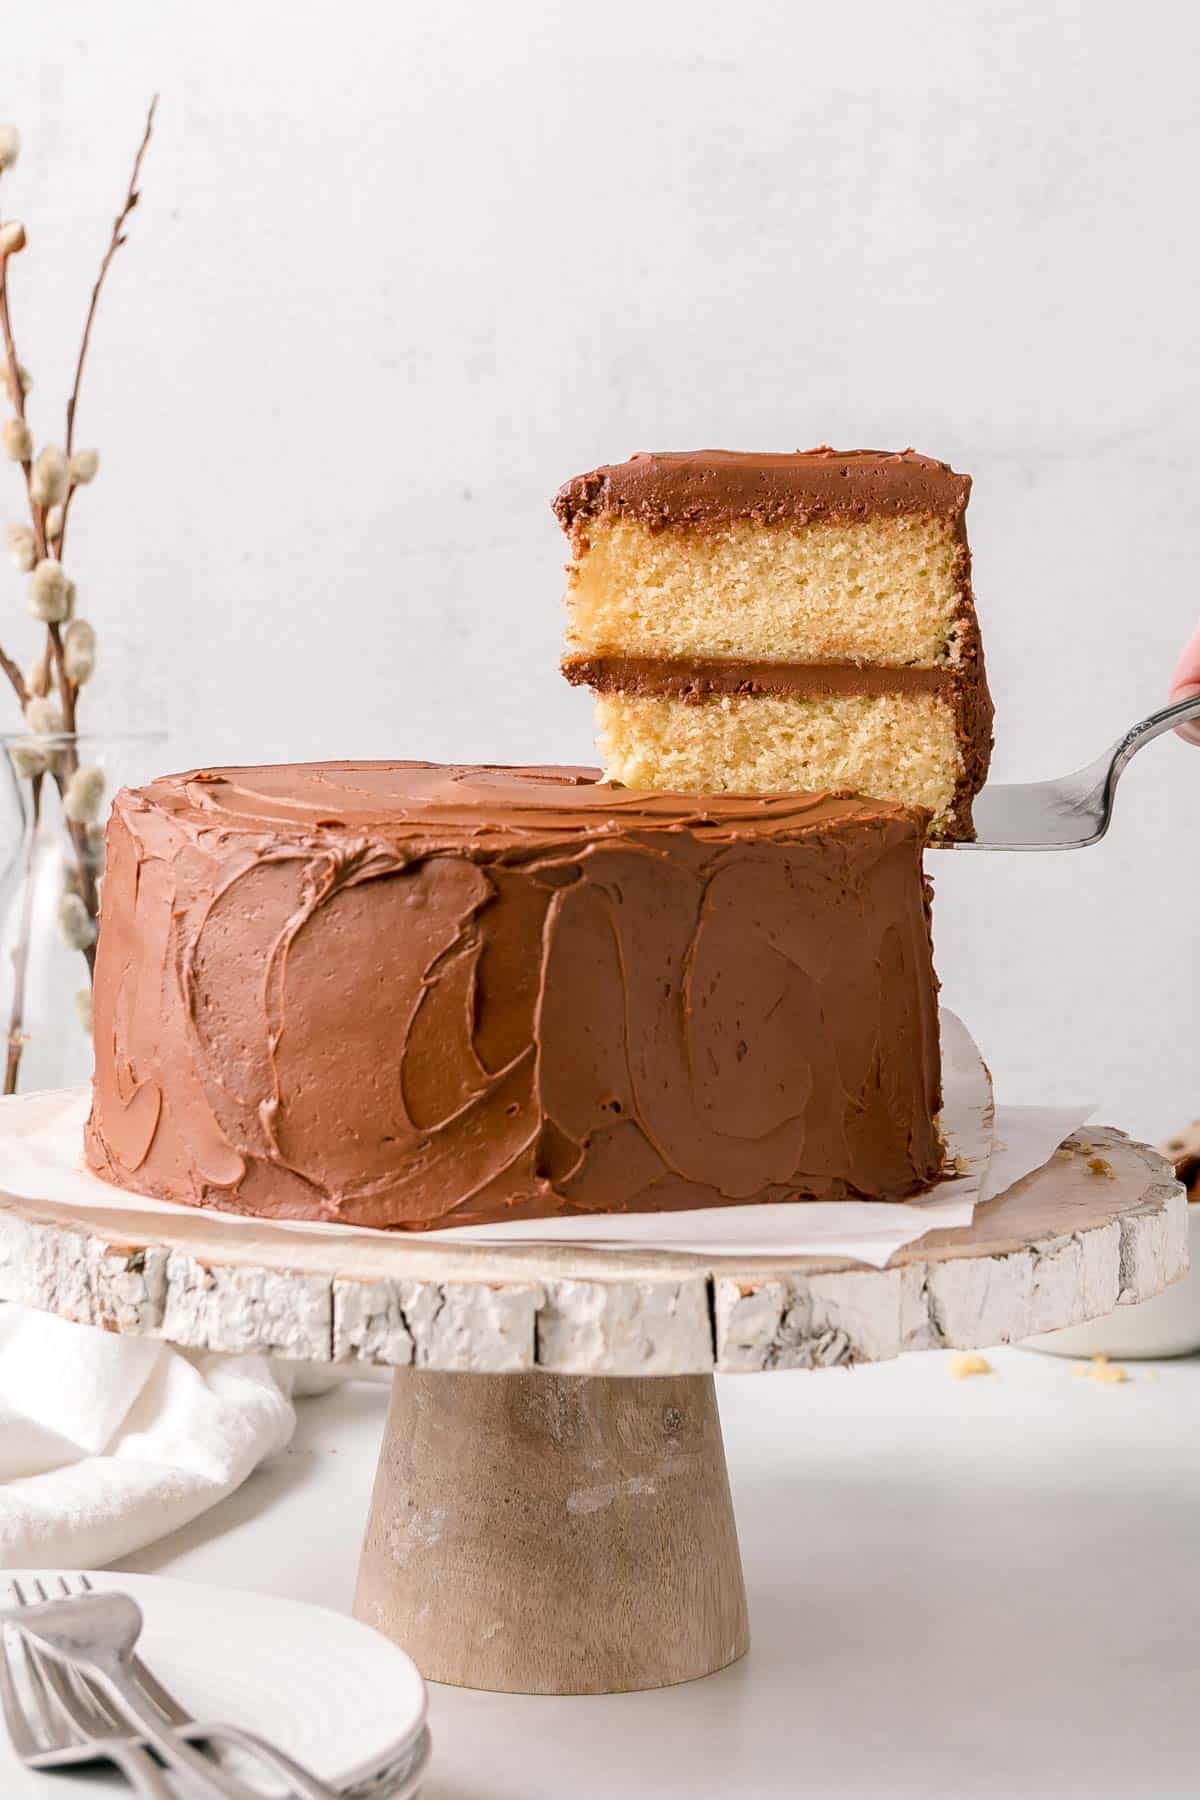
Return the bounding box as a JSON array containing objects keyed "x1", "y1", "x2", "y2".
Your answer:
[{"x1": 0, "y1": 1303, "x2": 299, "y2": 1570}]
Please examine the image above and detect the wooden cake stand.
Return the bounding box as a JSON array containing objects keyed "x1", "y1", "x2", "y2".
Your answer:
[{"x1": 0, "y1": 1126, "x2": 1186, "y2": 1695}]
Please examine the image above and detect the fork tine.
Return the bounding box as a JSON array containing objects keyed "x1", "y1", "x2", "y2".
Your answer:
[
  {"x1": 3, "y1": 1587, "x2": 65, "y2": 1756},
  {"x1": 21, "y1": 1633, "x2": 97, "y2": 1738},
  {"x1": 0, "y1": 1627, "x2": 38, "y2": 1761},
  {"x1": 12, "y1": 1629, "x2": 74, "y2": 1754},
  {"x1": 20, "y1": 1578, "x2": 115, "y2": 1739},
  {"x1": 124, "y1": 1645, "x2": 192, "y2": 1728}
]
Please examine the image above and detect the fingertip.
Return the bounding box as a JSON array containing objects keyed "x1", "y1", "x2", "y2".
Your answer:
[
  {"x1": 1170, "y1": 622, "x2": 1200, "y2": 693},
  {"x1": 1170, "y1": 681, "x2": 1200, "y2": 743}
]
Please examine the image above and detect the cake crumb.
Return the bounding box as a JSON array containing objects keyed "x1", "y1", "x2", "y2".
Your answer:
[
  {"x1": 1087, "y1": 1156, "x2": 1115, "y2": 1180},
  {"x1": 1053, "y1": 1145, "x2": 1075, "y2": 1162},
  {"x1": 1072, "y1": 1353, "x2": 1130, "y2": 1385},
  {"x1": 949, "y1": 1352, "x2": 993, "y2": 1380}
]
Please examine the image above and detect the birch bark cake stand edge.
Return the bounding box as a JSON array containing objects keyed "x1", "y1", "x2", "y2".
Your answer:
[{"x1": 0, "y1": 1125, "x2": 1185, "y2": 1695}]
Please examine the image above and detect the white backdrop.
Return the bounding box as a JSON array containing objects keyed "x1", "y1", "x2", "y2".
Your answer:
[{"x1": 3, "y1": 0, "x2": 1198, "y2": 1142}]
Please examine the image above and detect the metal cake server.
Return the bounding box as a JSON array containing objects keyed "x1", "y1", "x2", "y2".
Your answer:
[{"x1": 947, "y1": 693, "x2": 1200, "y2": 851}]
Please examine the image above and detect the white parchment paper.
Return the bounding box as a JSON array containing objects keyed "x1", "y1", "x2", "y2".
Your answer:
[{"x1": 0, "y1": 1013, "x2": 1094, "y2": 1270}]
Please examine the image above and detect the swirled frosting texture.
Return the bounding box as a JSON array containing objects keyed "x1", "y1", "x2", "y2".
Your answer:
[{"x1": 84, "y1": 762, "x2": 945, "y2": 1228}]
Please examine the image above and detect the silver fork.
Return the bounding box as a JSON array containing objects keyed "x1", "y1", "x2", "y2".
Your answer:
[
  {"x1": 0, "y1": 1594, "x2": 172, "y2": 1794},
  {"x1": 70, "y1": 1575, "x2": 344, "y2": 1799},
  {"x1": 945, "y1": 693, "x2": 1200, "y2": 850},
  {"x1": 4, "y1": 1577, "x2": 340, "y2": 1798}
]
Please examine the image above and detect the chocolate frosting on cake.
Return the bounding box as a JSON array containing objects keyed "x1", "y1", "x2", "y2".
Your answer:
[
  {"x1": 85, "y1": 762, "x2": 945, "y2": 1229},
  {"x1": 554, "y1": 447, "x2": 971, "y2": 534}
]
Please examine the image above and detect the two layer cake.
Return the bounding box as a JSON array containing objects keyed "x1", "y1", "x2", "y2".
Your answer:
[
  {"x1": 84, "y1": 762, "x2": 943, "y2": 1228},
  {"x1": 557, "y1": 448, "x2": 992, "y2": 838}
]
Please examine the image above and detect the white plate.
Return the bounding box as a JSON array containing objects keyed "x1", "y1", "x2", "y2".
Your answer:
[
  {"x1": 0, "y1": 1571, "x2": 428, "y2": 1796},
  {"x1": 1025, "y1": 1202, "x2": 1200, "y2": 1359}
]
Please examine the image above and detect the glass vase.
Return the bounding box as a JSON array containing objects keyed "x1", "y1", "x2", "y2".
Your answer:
[{"x1": 0, "y1": 731, "x2": 167, "y2": 1095}]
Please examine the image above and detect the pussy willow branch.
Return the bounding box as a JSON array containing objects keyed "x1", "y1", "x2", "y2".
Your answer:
[
  {"x1": 0, "y1": 641, "x2": 26, "y2": 705},
  {"x1": 1, "y1": 99, "x2": 155, "y2": 732},
  {"x1": 58, "y1": 94, "x2": 157, "y2": 561},
  {"x1": 0, "y1": 110, "x2": 153, "y2": 1092},
  {"x1": 0, "y1": 164, "x2": 49, "y2": 718},
  {"x1": 0, "y1": 263, "x2": 34, "y2": 710},
  {"x1": 0, "y1": 251, "x2": 66, "y2": 730}
]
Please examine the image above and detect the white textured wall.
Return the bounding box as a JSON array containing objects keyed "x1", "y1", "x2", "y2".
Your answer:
[{"x1": 3, "y1": 0, "x2": 1199, "y2": 1141}]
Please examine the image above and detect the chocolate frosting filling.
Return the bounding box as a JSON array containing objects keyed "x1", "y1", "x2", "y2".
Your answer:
[
  {"x1": 562, "y1": 655, "x2": 957, "y2": 702},
  {"x1": 85, "y1": 761, "x2": 945, "y2": 1229}
]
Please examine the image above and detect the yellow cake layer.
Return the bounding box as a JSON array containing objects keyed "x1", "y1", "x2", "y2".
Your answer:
[
  {"x1": 595, "y1": 691, "x2": 963, "y2": 832},
  {"x1": 566, "y1": 515, "x2": 966, "y2": 667}
]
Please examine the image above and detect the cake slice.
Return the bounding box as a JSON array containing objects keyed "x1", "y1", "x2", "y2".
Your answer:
[{"x1": 555, "y1": 447, "x2": 993, "y2": 838}]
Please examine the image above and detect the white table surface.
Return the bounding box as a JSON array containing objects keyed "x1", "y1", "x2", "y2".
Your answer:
[{"x1": 107, "y1": 1347, "x2": 1200, "y2": 1800}]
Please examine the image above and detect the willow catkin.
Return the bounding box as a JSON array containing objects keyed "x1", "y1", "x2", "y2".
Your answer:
[
  {"x1": 28, "y1": 557, "x2": 70, "y2": 622},
  {"x1": 8, "y1": 740, "x2": 47, "y2": 779},
  {"x1": 1, "y1": 418, "x2": 31, "y2": 462},
  {"x1": 63, "y1": 618, "x2": 96, "y2": 684},
  {"x1": 57, "y1": 891, "x2": 96, "y2": 951},
  {"x1": 24, "y1": 696, "x2": 62, "y2": 734},
  {"x1": 63, "y1": 764, "x2": 105, "y2": 824},
  {"x1": 2, "y1": 363, "x2": 30, "y2": 407},
  {"x1": 30, "y1": 445, "x2": 68, "y2": 507},
  {"x1": 5, "y1": 522, "x2": 34, "y2": 571}
]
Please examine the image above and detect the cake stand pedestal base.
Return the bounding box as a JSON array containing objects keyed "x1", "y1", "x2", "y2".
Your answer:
[
  {"x1": 0, "y1": 1112, "x2": 1186, "y2": 1698},
  {"x1": 353, "y1": 1369, "x2": 749, "y2": 1694}
]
